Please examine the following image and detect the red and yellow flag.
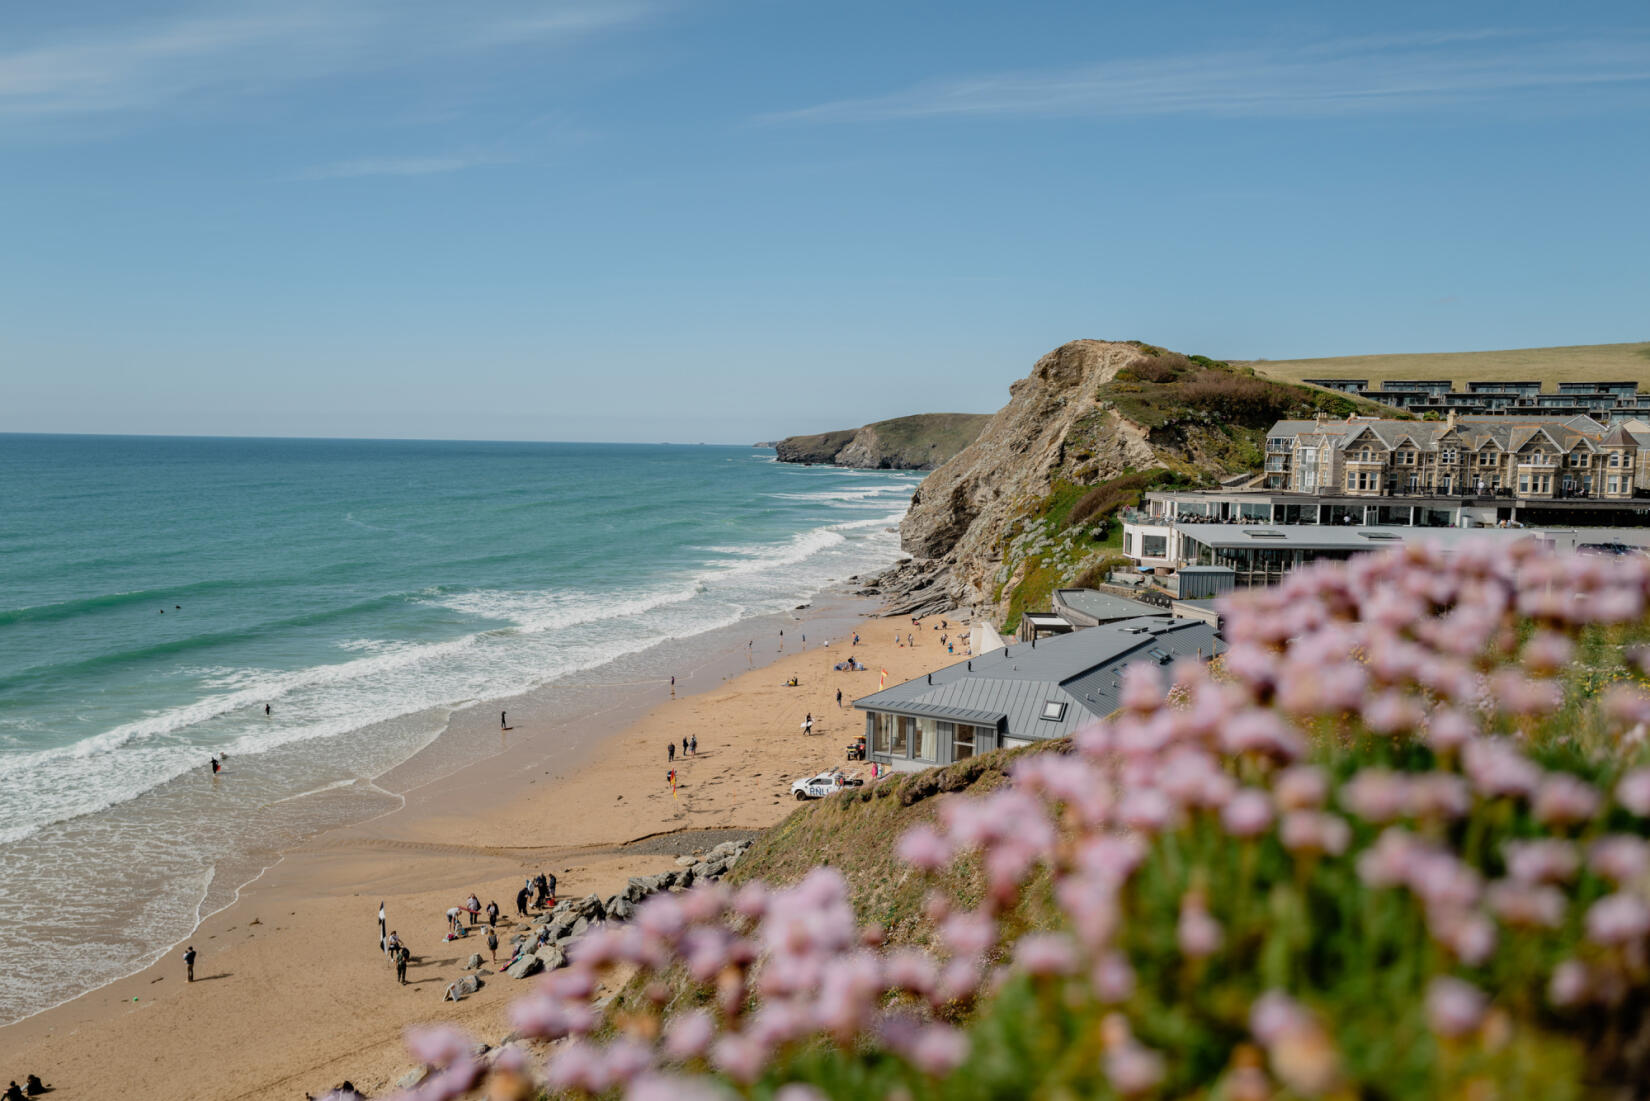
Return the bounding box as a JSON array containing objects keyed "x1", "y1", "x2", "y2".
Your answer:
[{"x1": 879, "y1": 668, "x2": 888, "y2": 689}]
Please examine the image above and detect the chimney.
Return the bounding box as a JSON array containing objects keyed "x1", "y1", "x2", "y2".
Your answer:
[
  {"x1": 1314, "y1": 411, "x2": 1328, "y2": 429},
  {"x1": 927, "y1": 673, "x2": 932, "y2": 685},
  {"x1": 967, "y1": 661, "x2": 972, "y2": 671},
  {"x1": 1446, "y1": 409, "x2": 1458, "y2": 430}
]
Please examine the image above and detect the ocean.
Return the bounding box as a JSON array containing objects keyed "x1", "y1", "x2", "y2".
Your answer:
[{"x1": 0, "y1": 434, "x2": 919, "y2": 1023}]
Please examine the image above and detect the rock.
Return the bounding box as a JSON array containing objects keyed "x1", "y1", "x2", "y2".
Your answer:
[
  {"x1": 453, "y1": 974, "x2": 483, "y2": 998},
  {"x1": 568, "y1": 915, "x2": 592, "y2": 939},
  {"x1": 506, "y1": 954, "x2": 543, "y2": 979},
  {"x1": 691, "y1": 857, "x2": 730, "y2": 881},
  {"x1": 397, "y1": 1068, "x2": 428, "y2": 1090},
  {"x1": 573, "y1": 894, "x2": 605, "y2": 920},
  {"x1": 773, "y1": 414, "x2": 990, "y2": 470},
  {"x1": 675, "y1": 854, "x2": 698, "y2": 867},
  {"x1": 464, "y1": 952, "x2": 484, "y2": 971},
  {"x1": 607, "y1": 897, "x2": 636, "y2": 922},
  {"x1": 707, "y1": 840, "x2": 745, "y2": 861},
  {"x1": 534, "y1": 943, "x2": 567, "y2": 971}
]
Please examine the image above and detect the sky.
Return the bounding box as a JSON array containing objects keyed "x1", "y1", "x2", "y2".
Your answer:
[{"x1": 2, "y1": 1, "x2": 1648, "y2": 443}]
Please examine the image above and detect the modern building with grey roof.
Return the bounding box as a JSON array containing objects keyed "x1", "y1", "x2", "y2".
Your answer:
[{"x1": 853, "y1": 617, "x2": 1223, "y2": 772}]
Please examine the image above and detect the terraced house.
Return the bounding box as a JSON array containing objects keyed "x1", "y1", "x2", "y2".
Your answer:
[{"x1": 1266, "y1": 412, "x2": 1648, "y2": 501}]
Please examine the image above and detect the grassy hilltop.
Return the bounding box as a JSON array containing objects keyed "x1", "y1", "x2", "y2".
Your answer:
[{"x1": 1249, "y1": 341, "x2": 1650, "y2": 390}]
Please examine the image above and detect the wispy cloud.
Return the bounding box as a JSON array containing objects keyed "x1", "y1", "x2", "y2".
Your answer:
[
  {"x1": 0, "y1": 1, "x2": 654, "y2": 125},
  {"x1": 763, "y1": 29, "x2": 1650, "y2": 124}
]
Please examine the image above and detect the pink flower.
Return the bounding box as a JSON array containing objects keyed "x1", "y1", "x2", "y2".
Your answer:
[
  {"x1": 1362, "y1": 691, "x2": 1425, "y2": 735},
  {"x1": 1547, "y1": 959, "x2": 1592, "y2": 1008},
  {"x1": 1014, "y1": 933, "x2": 1078, "y2": 976},
  {"x1": 1425, "y1": 708, "x2": 1479, "y2": 752},
  {"x1": 1339, "y1": 768, "x2": 1409, "y2": 823},
  {"x1": 1279, "y1": 811, "x2": 1351, "y2": 856},
  {"x1": 1485, "y1": 881, "x2": 1566, "y2": 928},
  {"x1": 1119, "y1": 661, "x2": 1165, "y2": 713},
  {"x1": 1177, "y1": 894, "x2": 1223, "y2": 959},
  {"x1": 1585, "y1": 893, "x2": 1650, "y2": 946},
  {"x1": 1407, "y1": 773, "x2": 1471, "y2": 820},
  {"x1": 1356, "y1": 827, "x2": 1420, "y2": 888},
  {"x1": 1273, "y1": 765, "x2": 1329, "y2": 810},
  {"x1": 1533, "y1": 773, "x2": 1603, "y2": 827},
  {"x1": 1425, "y1": 976, "x2": 1487, "y2": 1039},
  {"x1": 883, "y1": 948, "x2": 939, "y2": 996},
  {"x1": 1503, "y1": 839, "x2": 1580, "y2": 884},
  {"x1": 1105, "y1": 1044, "x2": 1166, "y2": 1097},
  {"x1": 1462, "y1": 739, "x2": 1542, "y2": 800},
  {"x1": 897, "y1": 825, "x2": 955, "y2": 871},
  {"x1": 404, "y1": 1025, "x2": 471, "y2": 1067},
  {"x1": 1221, "y1": 788, "x2": 1275, "y2": 838},
  {"x1": 1616, "y1": 768, "x2": 1650, "y2": 816},
  {"x1": 662, "y1": 1009, "x2": 716, "y2": 1061},
  {"x1": 1590, "y1": 836, "x2": 1650, "y2": 884},
  {"x1": 1249, "y1": 990, "x2": 1311, "y2": 1045},
  {"x1": 939, "y1": 910, "x2": 997, "y2": 960},
  {"x1": 710, "y1": 1033, "x2": 769, "y2": 1085},
  {"x1": 1220, "y1": 709, "x2": 1304, "y2": 760},
  {"x1": 1431, "y1": 908, "x2": 1497, "y2": 966},
  {"x1": 1521, "y1": 630, "x2": 1574, "y2": 674},
  {"x1": 894, "y1": 1022, "x2": 970, "y2": 1077},
  {"x1": 1091, "y1": 952, "x2": 1136, "y2": 1003}
]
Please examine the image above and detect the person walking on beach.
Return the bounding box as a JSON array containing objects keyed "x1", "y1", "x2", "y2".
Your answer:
[
  {"x1": 466, "y1": 893, "x2": 481, "y2": 926},
  {"x1": 515, "y1": 885, "x2": 529, "y2": 917},
  {"x1": 395, "y1": 944, "x2": 410, "y2": 985},
  {"x1": 681, "y1": 736, "x2": 689, "y2": 757},
  {"x1": 183, "y1": 945, "x2": 196, "y2": 982},
  {"x1": 209, "y1": 756, "x2": 220, "y2": 776},
  {"x1": 667, "y1": 741, "x2": 676, "y2": 763},
  {"x1": 670, "y1": 675, "x2": 676, "y2": 697},
  {"x1": 689, "y1": 734, "x2": 697, "y2": 756},
  {"x1": 264, "y1": 703, "x2": 270, "y2": 716},
  {"x1": 836, "y1": 688, "x2": 842, "y2": 708},
  {"x1": 778, "y1": 629, "x2": 784, "y2": 652},
  {"x1": 485, "y1": 899, "x2": 499, "y2": 926},
  {"x1": 501, "y1": 710, "x2": 507, "y2": 729},
  {"x1": 486, "y1": 926, "x2": 499, "y2": 964},
  {"x1": 803, "y1": 713, "x2": 814, "y2": 735}
]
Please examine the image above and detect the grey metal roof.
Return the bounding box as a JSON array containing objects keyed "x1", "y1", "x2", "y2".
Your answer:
[
  {"x1": 853, "y1": 618, "x2": 1224, "y2": 741},
  {"x1": 1273, "y1": 414, "x2": 1619, "y2": 456},
  {"x1": 1051, "y1": 588, "x2": 1163, "y2": 623}
]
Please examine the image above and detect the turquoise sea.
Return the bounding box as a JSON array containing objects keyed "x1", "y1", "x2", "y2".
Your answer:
[{"x1": 0, "y1": 434, "x2": 919, "y2": 1022}]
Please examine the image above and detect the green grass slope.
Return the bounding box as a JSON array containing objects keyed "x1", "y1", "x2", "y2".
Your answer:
[{"x1": 1249, "y1": 341, "x2": 1650, "y2": 390}]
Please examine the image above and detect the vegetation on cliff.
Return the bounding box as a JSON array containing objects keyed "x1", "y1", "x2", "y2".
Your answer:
[
  {"x1": 887, "y1": 339, "x2": 1399, "y2": 626},
  {"x1": 773, "y1": 413, "x2": 990, "y2": 470}
]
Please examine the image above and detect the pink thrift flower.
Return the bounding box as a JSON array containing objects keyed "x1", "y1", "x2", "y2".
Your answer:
[
  {"x1": 1547, "y1": 959, "x2": 1592, "y2": 1008},
  {"x1": 1585, "y1": 892, "x2": 1650, "y2": 946},
  {"x1": 1485, "y1": 881, "x2": 1566, "y2": 928},
  {"x1": 1425, "y1": 976, "x2": 1488, "y2": 1038},
  {"x1": 1249, "y1": 990, "x2": 1311, "y2": 1045},
  {"x1": 1014, "y1": 933, "x2": 1078, "y2": 977},
  {"x1": 897, "y1": 824, "x2": 955, "y2": 871},
  {"x1": 1425, "y1": 708, "x2": 1479, "y2": 752},
  {"x1": 1221, "y1": 788, "x2": 1275, "y2": 838},
  {"x1": 1521, "y1": 630, "x2": 1575, "y2": 674},
  {"x1": 1590, "y1": 836, "x2": 1650, "y2": 884},
  {"x1": 1616, "y1": 768, "x2": 1650, "y2": 816},
  {"x1": 1177, "y1": 894, "x2": 1223, "y2": 959},
  {"x1": 1105, "y1": 1043, "x2": 1166, "y2": 1097},
  {"x1": 903, "y1": 1023, "x2": 970, "y2": 1077},
  {"x1": 1533, "y1": 773, "x2": 1603, "y2": 828},
  {"x1": 1273, "y1": 765, "x2": 1330, "y2": 810},
  {"x1": 662, "y1": 1009, "x2": 716, "y2": 1062},
  {"x1": 1119, "y1": 661, "x2": 1165, "y2": 713},
  {"x1": 404, "y1": 1025, "x2": 471, "y2": 1067},
  {"x1": 1091, "y1": 952, "x2": 1136, "y2": 1003},
  {"x1": 1339, "y1": 768, "x2": 1409, "y2": 823},
  {"x1": 1279, "y1": 810, "x2": 1351, "y2": 856},
  {"x1": 1503, "y1": 839, "x2": 1580, "y2": 884},
  {"x1": 1407, "y1": 773, "x2": 1471, "y2": 821},
  {"x1": 710, "y1": 1033, "x2": 769, "y2": 1085}
]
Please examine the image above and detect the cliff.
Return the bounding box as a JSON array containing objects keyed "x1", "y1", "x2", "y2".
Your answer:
[
  {"x1": 872, "y1": 340, "x2": 1395, "y2": 625},
  {"x1": 773, "y1": 413, "x2": 990, "y2": 470}
]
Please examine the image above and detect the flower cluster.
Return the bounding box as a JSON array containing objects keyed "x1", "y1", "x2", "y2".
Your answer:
[{"x1": 369, "y1": 541, "x2": 1650, "y2": 1099}]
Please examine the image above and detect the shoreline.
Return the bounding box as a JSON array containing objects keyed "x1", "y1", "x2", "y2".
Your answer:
[
  {"x1": 1, "y1": 583, "x2": 883, "y2": 1030},
  {"x1": 0, "y1": 592, "x2": 969, "y2": 1100}
]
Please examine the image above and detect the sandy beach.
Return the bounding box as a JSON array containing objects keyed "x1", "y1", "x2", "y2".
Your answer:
[{"x1": 0, "y1": 610, "x2": 967, "y2": 1101}]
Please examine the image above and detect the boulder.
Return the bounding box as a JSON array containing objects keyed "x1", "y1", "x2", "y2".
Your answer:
[
  {"x1": 506, "y1": 953, "x2": 543, "y2": 979},
  {"x1": 454, "y1": 974, "x2": 483, "y2": 997},
  {"x1": 675, "y1": 854, "x2": 699, "y2": 867},
  {"x1": 708, "y1": 841, "x2": 744, "y2": 861},
  {"x1": 396, "y1": 1068, "x2": 428, "y2": 1090},
  {"x1": 534, "y1": 943, "x2": 567, "y2": 971},
  {"x1": 607, "y1": 897, "x2": 636, "y2": 922},
  {"x1": 464, "y1": 952, "x2": 484, "y2": 971},
  {"x1": 573, "y1": 894, "x2": 605, "y2": 920}
]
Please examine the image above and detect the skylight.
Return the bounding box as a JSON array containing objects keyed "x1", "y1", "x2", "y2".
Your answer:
[{"x1": 1040, "y1": 701, "x2": 1067, "y2": 721}]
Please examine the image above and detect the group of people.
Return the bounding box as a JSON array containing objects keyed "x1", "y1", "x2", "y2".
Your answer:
[
  {"x1": 666, "y1": 735, "x2": 698, "y2": 762},
  {"x1": 2, "y1": 1075, "x2": 48, "y2": 1100}
]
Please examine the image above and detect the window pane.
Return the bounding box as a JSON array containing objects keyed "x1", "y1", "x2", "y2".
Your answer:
[
  {"x1": 916, "y1": 719, "x2": 937, "y2": 761},
  {"x1": 893, "y1": 716, "x2": 911, "y2": 756},
  {"x1": 953, "y1": 724, "x2": 975, "y2": 760}
]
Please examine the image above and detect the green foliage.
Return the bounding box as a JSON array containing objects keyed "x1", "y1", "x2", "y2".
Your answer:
[{"x1": 1100, "y1": 351, "x2": 1401, "y2": 431}]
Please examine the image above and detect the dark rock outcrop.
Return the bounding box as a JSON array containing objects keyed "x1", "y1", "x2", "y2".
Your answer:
[{"x1": 772, "y1": 414, "x2": 989, "y2": 470}]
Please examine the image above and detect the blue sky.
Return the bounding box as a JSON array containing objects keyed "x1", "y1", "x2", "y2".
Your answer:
[{"x1": 2, "y1": 1, "x2": 1647, "y2": 442}]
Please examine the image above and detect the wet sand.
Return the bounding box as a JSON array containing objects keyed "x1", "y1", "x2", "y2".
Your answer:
[{"x1": 0, "y1": 609, "x2": 968, "y2": 1100}]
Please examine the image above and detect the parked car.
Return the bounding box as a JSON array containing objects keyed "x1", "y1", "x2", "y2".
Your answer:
[
  {"x1": 789, "y1": 770, "x2": 863, "y2": 800},
  {"x1": 1579, "y1": 542, "x2": 1643, "y2": 556}
]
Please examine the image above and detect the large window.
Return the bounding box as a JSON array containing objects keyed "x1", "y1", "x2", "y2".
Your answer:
[
  {"x1": 1142, "y1": 535, "x2": 1167, "y2": 557},
  {"x1": 952, "y1": 724, "x2": 976, "y2": 761},
  {"x1": 871, "y1": 712, "x2": 892, "y2": 754},
  {"x1": 914, "y1": 718, "x2": 938, "y2": 762},
  {"x1": 1123, "y1": 532, "x2": 1133, "y2": 555},
  {"x1": 894, "y1": 716, "x2": 913, "y2": 757}
]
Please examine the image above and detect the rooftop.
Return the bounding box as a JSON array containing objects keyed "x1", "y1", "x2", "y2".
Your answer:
[
  {"x1": 1050, "y1": 588, "x2": 1163, "y2": 622},
  {"x1": 853, "y1": 618, "x2": 1223, "y2": 739}
]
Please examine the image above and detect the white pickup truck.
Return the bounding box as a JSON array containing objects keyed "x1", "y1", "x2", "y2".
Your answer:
[{"x1": 789, "y1": 770, "x2": 863, "y2": 800}]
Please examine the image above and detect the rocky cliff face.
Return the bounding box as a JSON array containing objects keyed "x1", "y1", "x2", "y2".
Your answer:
[
  {"x1": 773, "y1": 414, "x2": 989, "y2": 471},
  {"x1": 872, "y1": 339, "x2": 1381, "y2": 622}
]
